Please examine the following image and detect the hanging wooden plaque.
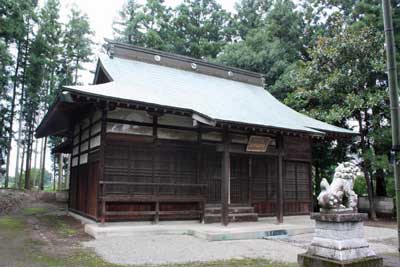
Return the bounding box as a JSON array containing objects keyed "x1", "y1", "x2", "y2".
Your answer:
[{"x1": 246, "y1": 136, "x2": 271, "y2": 152}]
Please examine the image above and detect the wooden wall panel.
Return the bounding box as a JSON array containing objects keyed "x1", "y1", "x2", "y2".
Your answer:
[
  {"x1": 87, "y1": 161, "x2": 99, "y2": 217},
  {"x1": 77, "y1": 164, "x2": 89, "y2": 213},
  {"x1": 69, "y1": 167, "x2": 78, "y2": 210},
  {"x1": 283, "y1": 136, "x2": 311, "y2": 160},
  {"x1": 104, "y1": 140, "x2": 199, "y2": 195},
  {"x1": 199, "y1": 147, "x2": 221, "y2": 203},
  {"x1": 283, "y1": 161, "x2": 312, "y2": 215},
  {"x1": 251, "y1": 156, "x2": 278, "y2": 202},
  {"x1": 230, "y1": 154, "x2": 249, "y2": 203}
]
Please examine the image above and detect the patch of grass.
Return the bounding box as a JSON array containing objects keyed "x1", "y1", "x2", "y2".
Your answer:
[
  {"x1": 155, "y1": 258, "x2": 296, "y2": 267},
  {"x1": 0, "y1": 216, "x2": 24, "y2": 232},
  {"x1": 39, "y1": 215, "x2": 78, "y2": 237},
  {"x1": 33, "y1": 250, "x2": 124, "y2": 267},
  {"x1": 23, "y1": 207, "x2": 47, "y2": 216},
  {"x1": 33, "y1": 252, "x2": 295, "y2": 267},
  {"x1": 68, "y1": 251, "x2": 124, "y2": 267}
]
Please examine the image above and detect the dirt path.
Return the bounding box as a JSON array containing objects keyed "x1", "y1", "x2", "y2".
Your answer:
[
  {"x1": 0, "y1": 191, "x2": 295, "y2": 267},
  {"x1": 0, "y1": 191, "x2": 119, "y2": 267},
  {"x1": 0, "y1": 190, "x2": 399, "y2": 267}
]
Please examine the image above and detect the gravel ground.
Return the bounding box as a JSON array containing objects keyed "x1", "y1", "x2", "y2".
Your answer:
[
  {"x1": 83, "y1": 225, "x2": 399, "y2": 266},
  {"x1": 83, "y1": 233, "x2": 306, "y2": 265}
]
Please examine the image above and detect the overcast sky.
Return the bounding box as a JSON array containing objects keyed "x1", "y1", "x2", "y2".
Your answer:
[{"x1": 7, "y1": 0, "x2": 239, "y2": 179}]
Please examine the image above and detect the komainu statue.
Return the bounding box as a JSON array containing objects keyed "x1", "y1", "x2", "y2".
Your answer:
[{"x1": 317, "y1": 162, "x2": 358, "y2": 212}]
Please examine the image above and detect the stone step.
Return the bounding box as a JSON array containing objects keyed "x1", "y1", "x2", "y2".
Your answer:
[
  {"x1": 204, "y1": 213, "x2": 258, "y2": 224},
  {"x1": 205, "y1": 206, "x2": 255, "y2": 215},
  {"x1": 205, "y1": 203, "x2": 249, "y2": 207}
]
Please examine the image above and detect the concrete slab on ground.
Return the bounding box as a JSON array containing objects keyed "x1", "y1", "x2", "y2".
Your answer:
[{"x1": 80, "y1": 215, "x2": 315, "y2": 241}]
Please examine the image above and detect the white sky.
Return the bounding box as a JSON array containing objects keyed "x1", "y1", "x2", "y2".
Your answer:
[{"x1": 7, "y1": 0, "x2": 239, "y2": 178}]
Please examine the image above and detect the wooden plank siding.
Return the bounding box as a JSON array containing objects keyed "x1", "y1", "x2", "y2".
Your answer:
[
  {"x1": 68, "y1": 107, "x2": 313, "y2": 221},
  {"x1": 102, "y1": 138, "x2": 206, "y2": 221}
]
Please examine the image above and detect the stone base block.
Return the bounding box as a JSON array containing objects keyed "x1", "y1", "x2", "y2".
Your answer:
[
  {"x1": 298, "y1": 253, "x2": 383, "y2": 267},
  {"x1": 307, "y1": 244, "x2": 376, "y2": 262},
  {"x1": 308, "y1": 213, "x2": 376, "y2": 261}
]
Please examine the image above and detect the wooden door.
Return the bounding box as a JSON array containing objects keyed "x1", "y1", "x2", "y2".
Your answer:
[{"x1": 230, "y1": 154, "x2": 249, "y2": 204}]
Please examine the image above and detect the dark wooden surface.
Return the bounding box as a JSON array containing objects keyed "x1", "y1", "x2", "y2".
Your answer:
[
  {"x1": 69, "y1": 127, "x2": 312, "y2": 221},
  {"x1": 221, "y1": 131, "x2": 230, "y2": 226}
]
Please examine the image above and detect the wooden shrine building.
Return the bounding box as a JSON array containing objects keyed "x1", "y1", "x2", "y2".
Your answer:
[{"x1": 36, "y1": 41, "x2": 355, "y2": 225}]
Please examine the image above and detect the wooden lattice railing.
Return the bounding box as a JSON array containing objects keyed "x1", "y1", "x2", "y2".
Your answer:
[{"x1": 99, "y1": 181, "x2": 207, "y2": 224}]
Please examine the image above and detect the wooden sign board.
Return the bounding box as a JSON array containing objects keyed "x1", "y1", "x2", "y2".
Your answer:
[{"x1": 246, "y1": 136, "x2": 271, "y2": 152}]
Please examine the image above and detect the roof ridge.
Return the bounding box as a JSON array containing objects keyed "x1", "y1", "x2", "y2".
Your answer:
[{"x1": 103, "y1": 39, "x2": 264, "y2": 86}]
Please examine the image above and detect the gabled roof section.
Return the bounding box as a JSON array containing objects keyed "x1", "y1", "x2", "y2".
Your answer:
[
  {"x1": 102, "y1": 40, "x2": 264, "y2": 86},
  {"x1": 59, "y1": 41, "x2": 357, "y2": 137}
]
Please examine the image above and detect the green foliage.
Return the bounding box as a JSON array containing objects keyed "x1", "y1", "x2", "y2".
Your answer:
[
  {"x1": 217, "y1": 0, "x2": 305, "y2": 100},
  {"x1": 63, "y1": 7, "x2": 94, "y2": 84},
  {"x1": 114, "y1": 0, "x2": 232, "y2": 59},
  {"x1": 19, "y1": 168, "x2": 52, "y2": 189},
  {"x1": 385, "y1": 175, "x2": 396, "y2": 197},
  {"x1": 233, "y1": 0, "x2": 272, "y2": 39},
  {"x1": 0, "y1": 0, "x2": 93, "y2": 189},
  {"x1": 171, "y1": 0, "x2": 232, "y2": 58},
  {"x1": 353, "y1": 175, "x2": 367, "y2": 197}
]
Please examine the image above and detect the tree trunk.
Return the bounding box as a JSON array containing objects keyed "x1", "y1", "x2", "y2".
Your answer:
[
  {"x1": 18, "y1": 143, "x2": 25, "y2": 190},
  {"x1": 39, "y1": 137, "x2": 47, "y2": 190},
  {"x1": 16, "y1": 21, "x2": 30, "y2": 189},
  {"x1": 361, "y1": 162, "x2": 377, "y2": 219},
  {"x1": 14, "y1": 109, "x2": 24, "y2": 188},
  {"x1": 4, "y1": 41, "x2": 22, "y2": 188},
  {"x1": 24, "y1": 118, "x2": 35, "y2": 190},
  {"x1": 375, "y1": 168, "x2": 387, "y2": 196},
  {"x1": 358, "y1": 111, "x2": 377, "y2": 220},
  {"x1": 58, "y1": 153, "x2": 63, "y2": 190},
  {"x1": 32, "y1": 138, "x2": 40, "y2": 188},
  {"x1": 65, "y1": 154, "x2": 70, "y2": 189},
  {"x1": 53, "y1": 158, "x2": 56, "y2": 191},
  {"x1": 74, "y1": 56, "x2": 79, "y2": 84}
]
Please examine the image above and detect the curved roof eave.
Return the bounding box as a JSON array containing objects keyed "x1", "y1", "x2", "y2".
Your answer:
[{"x1": 59, "y1": 54, "x2": 357, "y2": 137}]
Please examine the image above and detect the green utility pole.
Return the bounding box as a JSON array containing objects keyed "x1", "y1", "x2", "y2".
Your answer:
[{"x1": 382, "y1": 0, "x2": 400, "y2": 251}]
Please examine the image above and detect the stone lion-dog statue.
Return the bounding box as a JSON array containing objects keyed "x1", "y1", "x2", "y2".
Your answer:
[{"x1": 317, "y1": 162, "x2": 358, "y2": 212}]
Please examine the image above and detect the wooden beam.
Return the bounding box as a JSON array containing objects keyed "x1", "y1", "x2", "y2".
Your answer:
[
  {"x1": 277, "y1": 135, "x2": 284, "y2": 224},
  {"x1": 248, "y1": 157, "x2": 253, "y2": 205},
  {"x1": 221, "y1": 130, "x2": 230, "y2": 226},
  {"x1": 99, "y1": 107, "x2": 108, "y2": 224}
]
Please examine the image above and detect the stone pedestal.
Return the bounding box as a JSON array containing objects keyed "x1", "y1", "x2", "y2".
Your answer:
[{"x1": 298, "y1": 212, "x2": 383, "y2": 267}]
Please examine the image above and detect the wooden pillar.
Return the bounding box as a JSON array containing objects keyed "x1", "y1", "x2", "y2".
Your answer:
[
  {"x1": 248, "y1": 157, "x2": 253, "y2": 205},
  {"x1": 100, "y1": 107, "x2": 108, "y2": 225},
  {"x1": 277, "y1": 135, "x2": 284, "y2": 224},
  {"x1": 221, "y1": 130, "x2": 230, "y2": 226},
  {"x1": 152, "y1": 115, "x2": 159, "y2": 223}
]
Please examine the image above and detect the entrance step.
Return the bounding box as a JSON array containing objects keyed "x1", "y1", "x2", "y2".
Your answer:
[
  {"x1": 205, "y1": 206, "x2": 255, "y2": 215},
  {"x1": 204, "y1": 204, "x2": 258, "y2": 224}
]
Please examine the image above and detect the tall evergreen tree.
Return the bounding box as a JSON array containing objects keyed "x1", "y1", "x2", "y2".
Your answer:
[
  {"x1": 114, "y1": 0, "x2": 232, "y2": 59},
  {"x1": 23, "y1": 31, "x2": 47, "y2": 189},
  {"x1": 0, "y1": 0, "x2": 37, "y2": 187},
  {"x1": 233, "y1": 0, "x2": 272, "y2": 39},
  {"x1": 36, "y1": 0, "x2": 62, "y2": 190},
  {"x1": 218, "y1": 0, "x2": 305, "y2": 100},
  {"x1": 113, "y1": 0, "x2": 146, "y2": 46},
  {"x1": 172, "y1": 0, "x2": 231, "y2": 58},
  {"x1": 63, "y1": 8, "x2": 94, "y2": 85}
]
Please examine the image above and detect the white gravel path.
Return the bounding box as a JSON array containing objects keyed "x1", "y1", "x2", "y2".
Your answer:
[
  {"x1": 83, "y1": 233, "x2": 306, "y2": 265},
  {"x1": 82, "y1": 225, "x2": 398, "y2": 266}
]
